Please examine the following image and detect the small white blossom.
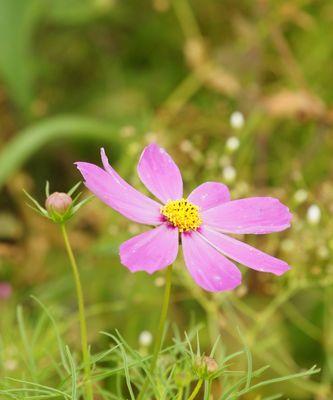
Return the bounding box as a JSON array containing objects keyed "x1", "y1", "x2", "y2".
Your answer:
[
  {"x1": 230, "y1": 111, "x2": 245, "y2": 129},
  {"x1": 4, "y1": 359, "x2": 17, "y2": 371},
  {"x1": 222, "y1": 166, "x2": 236, "y2": 183},
  {"x1": 180, "y1": 140, "x2": 193, "y2": 153},
  {"x1": 294, "y1": 189, "x2": 308, "y2": 204},
  {"x1": 306, "y1": 204, "x2": 321, "y2": 225},
  {"x1": 139, "y1": 331, "x2": 153, "y2": 347},
  {"x1": 154, "y1": 276, "x2": 165, "y2": 287},
  {"x1": 226, "y1": 136, "x2": 240, "y2": 152}
]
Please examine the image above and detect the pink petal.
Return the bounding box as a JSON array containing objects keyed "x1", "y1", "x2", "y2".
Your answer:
[
  {"x1": 202, "y1": 197, "x2": 292, "y2": 234},
  {"x1": 181, "y1": 231, "x2": 242, "y2": 292},
  {"x1": 137, "y1": 143, "x2": 183, "y2": 203},
  {"x1": 120, "y1": 224, "x2": 179, "y2": 274},
  {"x1": 201, "y1": 226, "x2": 290, "y2": 276},
  {"x1": 188, "y1": 182, "x2": 230, "y2": 211},
  {"x1": 76, "y1": 154, "x2": 162, "y2": 225}
]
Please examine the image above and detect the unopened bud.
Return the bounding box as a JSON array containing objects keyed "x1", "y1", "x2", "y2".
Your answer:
[
  {"x1": 25, "y1": 182, "x2": 87, "y2": 224},
  {"x1": 202, "y1": 356, "x2": 218, "y2": 373},
  {"x1": 45, "y1": 192, "x2": 73, "y2": 215},
  {"x1": 194, "y1": 356, "x2": 218, "y2": 377}
]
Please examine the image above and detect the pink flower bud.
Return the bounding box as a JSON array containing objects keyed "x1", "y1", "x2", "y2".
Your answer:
[
  {"x1": 202, "y1": 356, "x2": 218, "y2": 373},
  {"x1": 0, "y1": 282, "x2": 12, "y2": 300},
  {"x1": 45, "y1": 192, "x2": 73, "y2": 215},
  {"x1": 194, "y1": 355, "x2": 218, "y2": 376}
]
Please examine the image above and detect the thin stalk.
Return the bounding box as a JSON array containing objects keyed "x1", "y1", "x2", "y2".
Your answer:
[
  {"x1": 203, "y1": 379, "x2": 212, "y2": 400},
  {"x1": 188, "y1": 379, "x2": 203, "y2": 400},
  {"x1": 177, "y1": 387, "x2": 184, "y2": 399},
  {"x1": 60, "y1": 223, "x2": 93, "y2": 400},
  {"x1": 323, "y1": 285, "x2": 333, "y2": 384},
  {"x1": 137, "y1": 265, "x2": 173, "y2": 400}
]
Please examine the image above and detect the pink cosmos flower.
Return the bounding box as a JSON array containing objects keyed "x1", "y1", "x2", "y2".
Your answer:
[
  {"x1": 76, "y1": 144, "x2": 291, "y2": 292},
  {"x1": 0, "y1": 282, "x2": 12, "y2": 300}
]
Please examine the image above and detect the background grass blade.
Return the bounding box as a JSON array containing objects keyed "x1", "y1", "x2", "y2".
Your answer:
[{"x1": 0, "y1": 115, "x2": 123, "y2": 190}]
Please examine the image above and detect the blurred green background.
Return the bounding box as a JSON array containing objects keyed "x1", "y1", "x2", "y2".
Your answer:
[{"x1": 0, "y1": 0, "x2": 333, "y2": 398}]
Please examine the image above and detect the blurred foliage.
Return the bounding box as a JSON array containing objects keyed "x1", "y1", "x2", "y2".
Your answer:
[
  {"x1": 0, "y1": 0, "x2": 41, "y2": 110},
  {"x1": 0, "y1": 0, "x2": 333, "y2": 398}
]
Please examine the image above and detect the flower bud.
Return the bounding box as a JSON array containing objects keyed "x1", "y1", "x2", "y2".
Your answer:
[
  {"x1": 202, "y1": 356, "x2": 218, "y2": 373},
  {"x1": 45, "y1": 192, "x2": 73, "y2": 215},
  {"x1": 194, "y1": 355, "x2": 219, "y2": 378}
]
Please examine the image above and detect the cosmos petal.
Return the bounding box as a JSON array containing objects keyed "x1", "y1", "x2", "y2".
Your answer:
[
  {"x1": 188, "y1": 182, "x2": 230, "y2": 211},
  {"x1": 120, "y1": 224, "x2": 179, "y2": 273},
  {"x1": 181, "y1": 231, "x2": 242, "y2": 292},
  {"x1": 202, "y1": 197, "x2": 292, "y2": 234},
  {"x1": 137, "y1": 143, "x2": 183, "y2": 203},
  {"x1": 201, "y1": 226, "x2": 290, "y2": 276},
  {"x1": 76, "y1": 150, "x2": 162, "y2": 225}
]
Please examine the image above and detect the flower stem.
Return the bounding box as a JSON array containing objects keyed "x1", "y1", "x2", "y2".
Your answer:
[
  {"x1": 177, "y1": 387, "x2": 184, "y2": 399},
  {"x1": 188, "y1": 379, "x2": 203, "y2": 400},
  {"x1": 60, "y1": 223, "x2": 93, "y2": 400},
  {"x1": 137, "y1": 264, "x2": 173, "y2": 400}
]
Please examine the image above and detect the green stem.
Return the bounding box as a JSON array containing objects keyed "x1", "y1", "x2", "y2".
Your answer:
[
  {"x1": 137, "y1": 264, "x2": 173, "y2": 400},
  {"x1": 203, "y1": 380, "x2": 212, "y2": 400},
  {"x1": 188, "y1": 379, "x2": 203, "y2": 400},
  {"x1": 61, "y1": 223, "x2": 93, "y2": 400},
  {"x1": 323, "y1": 285, "x2": 333, "y2": 384},
  {"x1": 177, "y1": 387, "x2": 184, "y2": 400}
]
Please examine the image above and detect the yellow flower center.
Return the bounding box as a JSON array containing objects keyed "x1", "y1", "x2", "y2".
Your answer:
[{"x1": 161, "y1": 198, "x2": 202, "y2": 232}]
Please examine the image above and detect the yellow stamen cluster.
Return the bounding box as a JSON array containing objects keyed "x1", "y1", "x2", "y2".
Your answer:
[{"x1": 161, "y1": 198, "x2": 202, "y2": 232}]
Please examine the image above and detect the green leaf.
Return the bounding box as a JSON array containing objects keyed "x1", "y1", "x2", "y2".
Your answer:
[
  {"x1": 31, "y1": 295, "x2": 70, "y2": 374},
  {"x1": 48, "y1": 0, "x2": 112, "y2": 25},
  {"x1": 67, "y1": 182, "x2": 81, "y2": 196},
  {"x1": 0, "y1": 115, "x2": 123, "y2": 190},
  {"x1": 45, "y1": 181, "x2": 50, "y2": 198},
  {"x1": 0, "y1": 0, "x2": 43, "y2": 109},
  {"x1": 65, "y1": 346, "x2": 77, "y2": 400},
  {"x1": 236, "y1": 365, "x2": 320, "y2": 397},
  {"x1": 237, "y1": 327, "x2": 253, "y2": 391}
]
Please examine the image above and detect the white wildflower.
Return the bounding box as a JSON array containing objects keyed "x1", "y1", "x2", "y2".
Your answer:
[
  {"x1": 294, "y1": 189, "x2": 308, "y2": 204},
  {"x1": 306, "y1": 204, "x2": 321, "y2": 225},
  {"x1": 139, "y1": 331, "x2": 153, "y2": 347},
  {"x1": 230, "y1": 111, "x2": 245, "y2": 129},
  {"x1": 226, "y1": 136, "x2": 240, "y2": 152},
  {"x1": 222, "y1": 166, "x2": 236, "y2": 183}
]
